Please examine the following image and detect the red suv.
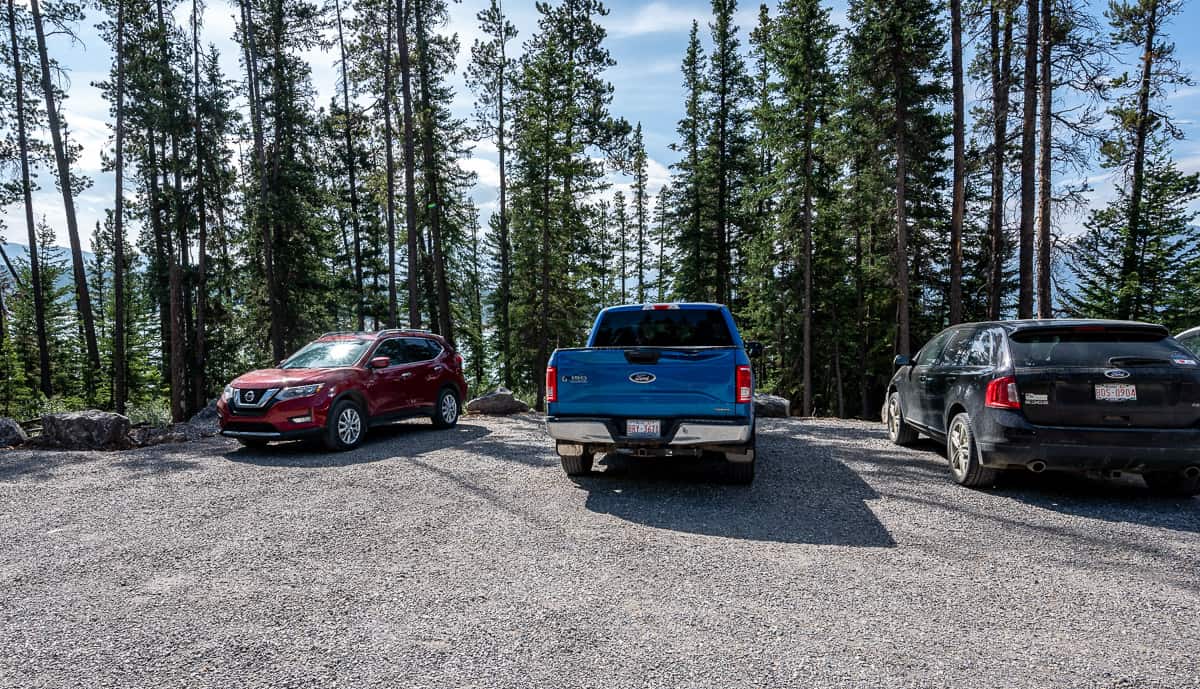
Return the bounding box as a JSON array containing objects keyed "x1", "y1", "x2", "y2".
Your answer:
[{"x1": 218, "y1": 330, "x2": 468, "y2": 450}]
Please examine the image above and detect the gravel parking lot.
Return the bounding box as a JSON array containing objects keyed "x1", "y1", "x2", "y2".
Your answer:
[{"x1": 1, "y1": 415, "x2": 1198, "y2": 688}]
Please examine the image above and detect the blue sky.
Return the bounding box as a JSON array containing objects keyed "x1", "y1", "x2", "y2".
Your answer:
[{"x1": 3, "y1": 0, "x2": 1199, "y2": 254}]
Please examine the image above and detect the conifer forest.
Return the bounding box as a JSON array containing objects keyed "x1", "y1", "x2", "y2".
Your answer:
[{"x1": 1, "y1": 0, "x2": 1198, "y2": 421}]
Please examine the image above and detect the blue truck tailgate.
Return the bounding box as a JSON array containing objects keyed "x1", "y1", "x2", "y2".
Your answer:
[{"x1": 550, "y1": 347, "x2": 740, "y2": 418}]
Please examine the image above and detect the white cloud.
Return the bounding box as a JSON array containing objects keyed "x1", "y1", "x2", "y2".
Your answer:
[
  {"x1": 460, "y1": 156, "x2": 501, "y2": 189},
  {"x1": 613, "y1": 2, "x2": 701, "y2": 37}
]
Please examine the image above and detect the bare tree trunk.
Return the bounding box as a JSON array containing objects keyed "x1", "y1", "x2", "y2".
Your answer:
[
  {"x1": 113, "y1": 0, "x2": 127, "y2": 413},
  {"x1": 334, "y1": 0, "x2": 365, "y2": 330},
  {"x1": 800, "y1": 114, "x2": 814, "y2": 417},
  {"x1": 6, "y1": 0, "x2": 51, "y2": 397},
  {"x1": 240, "y1": 0, "x2": 282, "y2": 361},
  {"x1": 893, "y1": 56, "x2": 911, "y2": 357},
  {"x1": 29, "y1": 0, "x2": 101, "y2": 388},
  {"x1": 949, "y1": 0, "x2": 966, "y2": 324},
  {"x1": 1116, "y1": 0, "x2": 1159, "y2": 320},
  {"x1": 496, "y1": 13, "x2": 511, "y2": 388},
  {"x1": 396, "y1": 0, "x2": 421, "y2": 329},
  {"x1": 413, "y1": 0, "x2": 453, "y2": 343},
  {"x1": 382, "y1": 9, "x2": 400, "y2": 329},
  {"x1": 988, "y1": 0, "x2": 1013, "y2": 320},
  {"x1": 1018, "y1": 0, "x2": 1038, "y2": 319},
  {"x1": 1035, "y1": 0, "x2": 1053, "y2": 318},
  {"x1": 192, "y1": 0, "x2": 208, "y2": 414}
]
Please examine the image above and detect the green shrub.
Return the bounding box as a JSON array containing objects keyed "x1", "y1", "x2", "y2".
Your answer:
[{"x1": 126, "y1": 399, "x2": 172, "y2": 428}]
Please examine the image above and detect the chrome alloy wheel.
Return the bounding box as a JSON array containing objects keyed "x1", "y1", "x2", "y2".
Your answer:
[
  {"x1": 441, "y1": 393, "x2": 458, "y2": 424},
  {"x1": 948, "y1": 417, "x2": 971, "y2": 479},
  {"x1": 888, "y1": 396, "x2": 901, "y2": 437},
  {"x1": 337, "y1": 406, "x2": 362, "y2": 445}
]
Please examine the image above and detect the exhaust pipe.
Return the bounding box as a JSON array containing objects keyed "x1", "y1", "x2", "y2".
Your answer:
[
  {"x1": 1184, "y1": 466, "x2": 1200, "y2": 480},
  {"x1": 1028, "y1": 460, "x2": 1046, "y2": 474}
]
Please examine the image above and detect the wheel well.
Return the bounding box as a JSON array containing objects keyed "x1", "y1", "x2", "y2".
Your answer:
[
  {"x1": 945, "y1": 403, "x2": 967, "y2": 427},
  {"x1": 438, "y1": 384, "x2": 461, "y2": 401},
  {"x1": 334, "y1": 390, "x2": 367, "y2": 412}
]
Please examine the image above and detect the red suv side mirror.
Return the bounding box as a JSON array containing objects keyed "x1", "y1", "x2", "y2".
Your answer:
[{"x1": 369, "y1": 356, "x2": 390, "y2": 369}]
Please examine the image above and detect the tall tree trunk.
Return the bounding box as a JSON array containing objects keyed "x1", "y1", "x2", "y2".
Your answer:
[
  {"x1": 1018, "y1": 0, "x2": 1038, "y2": 319},
  {"x1": 949, "y1": 0, "x2": 966, "y2": 324},
  {"x1": 382, "y1": 9, "x2": 400, "y2": 329},
  {"x1": 334, "y1": 0, "x2": 365, "y2": 330},
  {"x1": 988, "y1": 0, "x2": 1013, "y2": 320},
  {"x1": 29, "y1": 0, "x2": 101, "y2": 387},
  {"x1": 893, "y1": 56, "x2": 911, "y2": 357},
  {"x1": 240, "y1": 0, "x2": 281, "y2": 361},
  {"x1": 192, "y1": 0, "x2": 208, "y2": 414},
  {"x1": 6, "y1": 0, "x2": 51, "y2": 397},
  {"x1": 413, "y1": 0, "x2": 453, "y2": 343},
  {"x1": 1036, "y1": 0, "x2": 1053, "y2": 318},
  {"x1": 1116, "y1": 0, "x2": 1159, "y2": 320},
  {"x1": 112, "y1": 0, "x2": 126, "y2": 413},
  {"x1": 496, "y1": 16, "x2": 511, "y2": 388},
  {"x1": 157, "y1": 0, "x2": 186, "y2": 421},
  {"x1": 800, "y1": 116, "x2": 814, "y2": 417},
  {"x1": 396, "y1": 0, "x2": 421, "y2": 329}
]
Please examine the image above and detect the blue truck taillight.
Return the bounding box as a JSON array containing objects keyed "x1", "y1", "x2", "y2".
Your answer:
[{"x1": 736, "y1": 365, "x2": 752, "y2": 403}]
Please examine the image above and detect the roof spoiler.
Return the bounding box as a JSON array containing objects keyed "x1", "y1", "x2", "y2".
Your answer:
[{"x1": 1010, "y1": 322, "x2": 1169, "y2": 340}]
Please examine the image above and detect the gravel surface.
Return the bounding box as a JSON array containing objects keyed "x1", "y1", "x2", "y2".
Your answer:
[{"x1": 1, "y1": 415, "x2": 1198, "y2": 688}]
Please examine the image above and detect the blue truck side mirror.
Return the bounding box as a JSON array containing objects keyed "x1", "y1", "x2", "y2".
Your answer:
[{"x1": 746, "y1": 341, "x2": 764, "y2": 358}]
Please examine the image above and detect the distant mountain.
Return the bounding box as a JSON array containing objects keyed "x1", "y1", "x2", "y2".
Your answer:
[{"x1": 1, "y1": 242, "x2": 96, "y2": 289}]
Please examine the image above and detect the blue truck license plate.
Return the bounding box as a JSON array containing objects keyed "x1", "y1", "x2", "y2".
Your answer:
[{"x1": 627, "y1": 419, "x2": 661, "y2": 437}]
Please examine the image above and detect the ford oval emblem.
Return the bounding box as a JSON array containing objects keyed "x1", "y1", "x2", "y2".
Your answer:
[
  {"x1": 1105, "y1": 369, "x2": 1131, "y2": 380},
  {"x1": 629, "y1": 372, "x2": 656, "y2": 384}
]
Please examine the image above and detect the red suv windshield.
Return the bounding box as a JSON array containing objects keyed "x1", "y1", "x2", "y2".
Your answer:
[{"x1": 281, "y1": 340, "x2": 370, "y2": 369}]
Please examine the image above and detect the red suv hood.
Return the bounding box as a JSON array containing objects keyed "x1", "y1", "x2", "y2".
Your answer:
[{"x1": 230, "y1": 368, "x2": 350, "y2": 388}]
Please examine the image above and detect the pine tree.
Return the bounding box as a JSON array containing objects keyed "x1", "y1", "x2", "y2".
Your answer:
[
  {"x1": 1066, "y1": 142, "x2": 1199, "y2": 328},
  {"x1": 669, "y1": 21, "x2": 710, "y2": 302},
  {"x1": 703, "y1": 0, "x2": 753, "y2": 307},
  {"x1": 630, "y1": 122, "x2": 649, "y2": 303},
  {"x1": 1106, "y1": 0, "x2": 1191, "y2": 319},
  {"x1": 466, "y1": 0, "x2": 516, "y2": 387}
]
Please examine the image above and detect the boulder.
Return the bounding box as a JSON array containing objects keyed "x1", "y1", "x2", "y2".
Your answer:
[
  {"x1": 129, "y1": 426, "x2": 192, "y2": 448},
  {"x1": 187, "y1": 399, "x2": 220, "y2": 435},
  {"x1": 754, "y1": 393, "x2": 791, "y2": 418},
  {"x1": 41, "y1": 411, "x2": 132, "y2": 450},
  {"x1": 466, "y1": 388, "x2": 531, "y2": 415},
  {"x1": 0, "y1": 418, "x2": 27, "y2": 448}
]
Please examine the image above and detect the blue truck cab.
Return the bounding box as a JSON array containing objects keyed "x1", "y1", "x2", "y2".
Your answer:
[{"x1": 545, "y1": 303, "x2": 759, "y2": 483}]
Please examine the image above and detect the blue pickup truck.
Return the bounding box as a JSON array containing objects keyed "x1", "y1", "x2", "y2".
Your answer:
[{"x1": 545, "y1": 303, "x2": 760, "y2": 483}]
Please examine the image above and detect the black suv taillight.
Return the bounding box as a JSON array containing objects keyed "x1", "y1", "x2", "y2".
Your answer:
[{"x1": 985, "y1": 375, "x2": 1021, "y2": 409}]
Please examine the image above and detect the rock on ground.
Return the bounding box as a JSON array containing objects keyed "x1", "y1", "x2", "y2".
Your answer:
[
  {"x1": 40, "y1": 411, "x2": 131, "y2": 450},
  {"x1": 0, "y1": 417, "x2": 27, "y2": 448},
  {"x1": 466, "y1": 387, "x2": 531, "y2": 415},
  {"x1": 754, "y1": 393, "x2": 791, "y2": 417}
]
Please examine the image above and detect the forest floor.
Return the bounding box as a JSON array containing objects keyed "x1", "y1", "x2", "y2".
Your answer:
[{"x1": 1, "y1": 415, "x2": 1198, "y2": 688}]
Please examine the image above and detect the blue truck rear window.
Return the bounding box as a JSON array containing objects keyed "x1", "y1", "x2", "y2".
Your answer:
[{"x1": 591, "y1": 310, "x2": 734, "y2": 348}]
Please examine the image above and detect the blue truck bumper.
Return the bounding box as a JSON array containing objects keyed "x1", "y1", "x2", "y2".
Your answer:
[{"x1": 546, "y1": 416, "x2": 753, "y2": 448}]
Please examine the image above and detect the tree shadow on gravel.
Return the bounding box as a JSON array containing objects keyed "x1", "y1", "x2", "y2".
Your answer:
[
  {"x1": 223, "y1": 421, "x2": 491, "y2": 468},
  {"x1": 795, "y1": 422, "x2": 1200, "y2": 534},
  {"x1": 0, "y1": 450, "x2": 102, "y2": 481},
  {"x1": 576, "y1": 432, "x2": 896, "y2": 546}
]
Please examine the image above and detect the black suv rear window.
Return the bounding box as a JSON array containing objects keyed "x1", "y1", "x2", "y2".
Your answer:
[
  {"x1": 591, "y1": 309, "x2": 734, "y2": 347},
  {"x1": 1009, "y1": 330, "x2": 1193, "y2": 368}
]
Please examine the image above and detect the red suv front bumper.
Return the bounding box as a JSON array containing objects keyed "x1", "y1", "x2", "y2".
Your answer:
[{"x1": 217, "y1": 391, "x2": 333, "y2": 441}]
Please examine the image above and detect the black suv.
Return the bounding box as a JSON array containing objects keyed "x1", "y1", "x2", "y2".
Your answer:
[{"x1": 884, "y1": 320, "x2": 1200, "y2": 495}]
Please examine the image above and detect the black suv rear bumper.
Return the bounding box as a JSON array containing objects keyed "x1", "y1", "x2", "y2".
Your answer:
[{"x1": 977, "y1": 410, "x2": 1200, "y2": 472}]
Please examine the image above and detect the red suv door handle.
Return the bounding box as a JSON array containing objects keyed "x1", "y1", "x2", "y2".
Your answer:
[{"x1": 400, "y1": 372, "x2": 413, "y2": 379}]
